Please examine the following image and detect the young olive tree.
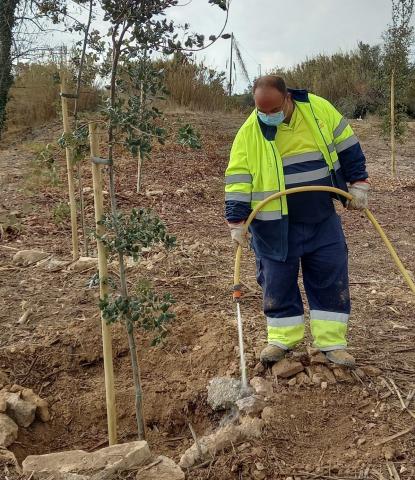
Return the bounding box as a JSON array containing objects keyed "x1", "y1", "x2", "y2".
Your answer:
[{"x1": 93, "y1": 0, "x2": 230, "y2": 438}]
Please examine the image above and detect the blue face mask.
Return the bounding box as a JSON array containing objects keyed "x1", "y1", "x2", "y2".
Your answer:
[{"x1": 257, "y1": 110, "x2": 285, "y2": 126}]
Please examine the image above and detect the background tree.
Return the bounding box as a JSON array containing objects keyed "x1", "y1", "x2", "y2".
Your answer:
[
  {"x1": 382, "y1": 0, "x2": 414, "y2": 176},
  {"x1": 0, "y1": 0, "x2": 19, "y2": 139}
]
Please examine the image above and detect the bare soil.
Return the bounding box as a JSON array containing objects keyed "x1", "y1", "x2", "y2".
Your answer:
[{"x1": 0, "y1": 113, "x2": 415, "y2": 479}]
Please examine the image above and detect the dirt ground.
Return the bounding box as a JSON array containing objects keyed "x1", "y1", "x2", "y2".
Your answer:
[{"x1": 1, "y1": 112, "x2": 415, "y2": 480}]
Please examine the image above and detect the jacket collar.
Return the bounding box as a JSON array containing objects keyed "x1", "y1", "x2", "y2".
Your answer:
[{"x1": 288, "y1": 88, "x2": 309, "y2": 103}]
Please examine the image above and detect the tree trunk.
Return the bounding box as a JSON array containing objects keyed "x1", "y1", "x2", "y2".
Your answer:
[{"x1": 0, "y1": 0, "x2": 19, "y2": 139}]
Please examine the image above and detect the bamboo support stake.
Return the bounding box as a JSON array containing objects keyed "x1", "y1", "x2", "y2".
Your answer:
[
  {"x1": 89, "y1": 122, "x2": 117, "y2": 446},
  {"x1": 60, "y1": 73, "x2": 80, "y2": 260},
  {"x1": 391, "y1": 68, "x2": 396, "y2": 177}
]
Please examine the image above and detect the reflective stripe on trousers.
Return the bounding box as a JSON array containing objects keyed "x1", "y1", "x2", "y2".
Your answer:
[
  {"x1": 310, "y1": 310, "x2": 349, "y2": 351},
  {"x1": 267, "y1": 315, "x2": 305, "y2": 350}
]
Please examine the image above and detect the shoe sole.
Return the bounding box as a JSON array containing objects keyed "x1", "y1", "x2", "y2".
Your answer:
[{"x1": 260, "y1": 352, "x2": 286, "y2": 365}]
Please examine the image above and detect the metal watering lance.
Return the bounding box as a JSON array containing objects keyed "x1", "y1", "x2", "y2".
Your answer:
[{"x1": 232, "y1": 186, "x2": 415, "y2": 390}]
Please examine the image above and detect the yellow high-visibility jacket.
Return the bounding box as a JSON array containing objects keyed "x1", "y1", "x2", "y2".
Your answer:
[{"x1": 225, "y1": 89, "x2": 367, "y2": 260}]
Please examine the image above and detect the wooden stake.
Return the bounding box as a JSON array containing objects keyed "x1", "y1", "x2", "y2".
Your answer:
[
  {"x1": 89, "y1": 122, "x2": 117, "y2": 446},
  {"x1": 391, "y1": 68, "x2": 396, "y2": 177},
  {"x1": 60, "y1": 72, "x2": 80, "y2": 261},
  {"x1": 136, "y1": 150, "x2": 142, "y2": 193}
]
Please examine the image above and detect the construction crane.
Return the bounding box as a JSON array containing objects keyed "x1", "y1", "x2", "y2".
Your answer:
[{"x1": 227, "y1": 32, "x2": 252, "y2": 95}]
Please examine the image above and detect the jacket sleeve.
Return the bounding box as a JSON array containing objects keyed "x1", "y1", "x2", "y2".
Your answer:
[
  {"x1": 225, "y1": 129, "x2": 253, "y2": 223},
  {"x1": 323, "y1": 100, "x2": 368, "y2": 183}
]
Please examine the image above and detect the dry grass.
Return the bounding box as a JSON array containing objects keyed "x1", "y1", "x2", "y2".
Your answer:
[
  {"x1": 6, "y1": 62, "x2": 101, "y2": 129},
  {"x1": 161, "y1": 55, "x2": 236, "y2": 112}
]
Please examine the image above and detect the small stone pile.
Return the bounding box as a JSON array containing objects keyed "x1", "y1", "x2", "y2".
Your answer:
[
  {"x1": 267, "y1": 347, "x2": 382, "y2": 388},
  {"x1": 0, "y1": 369, "x2": 50, "y2": 449}
]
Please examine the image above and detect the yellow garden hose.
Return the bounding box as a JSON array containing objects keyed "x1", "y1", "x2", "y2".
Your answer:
[{"x1": 233, "y1": 186, "x2": 415, "y2": 298}]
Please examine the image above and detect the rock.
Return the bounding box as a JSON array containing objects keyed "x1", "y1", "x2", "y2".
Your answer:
[
  {"x1": 321, "y1": 381, "x2": 328, "y2": 390},
  {"x1": 239, "y1": 416, "x2": 264, "y2": 438},
  {"x1": 332, "y1": 367, "x2": 353, "y2": 382},
  {"x1": 0, "y1": 448, "x2": 21, "y2": 474},
  {"x1": 207, "y1": 377, "x2": 251, "y2": 411},
  {"x1": 5, "y1": 391, "x2": 36, "y2": 427},
  {"x1": 287, "y1": 378, "x2": 297, "y2": 387},
  {"x1": 252, "y1": 362, "x2": 265, "y2": 375},
  {"x1": 306, "y1": 365, "x2": 336, "y2": 384},
  {"x1": 311, "y1": 374, "x2": 323, "y2": 386},
  {"x1": 296, "y1": 372, "x2": 311, "y2": 386},
  {"x1": 179, "y1": 418, "x2": 263, "y2": 469},
  {"x1": 13, "y1": 250, "x2": 49, "y2": 266},
  {"x1": 236, "y1": 395, "x2": 266, "y2": 416},
  {"x1": 145, "y1": 190, "x2": 164, "y2": 196},
  {"x1": 22, "y1": 441, "x2": 151, "y2": 477},
  {"x1": 309, "y1": 352, "x2": 327, "y2": 365},
  {"x1": 355, "y1": 368, "x2": 366, "y2": 379},
  {"x1": 68, "y1": 257, "x2": 98, "y2": 273},
  {"x1": 272, "y1": 359, "x2": 304, "y2": 379},
  {"x1": 137, "y1": 456, "x2": 184, "y2": 480},
  {"x1": 250, "y1": 377, "x2": 273, "y2": 397},
  {"x1": 21, "y1": 389, "x2": 50, "y2": 422},
  {"x1": 361, "y1": 366, "x2": 382, "y2": 377},
  {"x1": 29, "y1": 474, "x2": 89, "y2": 480},
  {"x1": 357, "y1": 437, "x2": 366, "y2": 446},
  {"x1": 43, "y1": 258, "x2": 70, "y2": 272},
  {"x1": 10, "y1": 384, "x2": 24, "y2": 393},
  {"x1": 0, "y1": 390, "x2": 7, "y2": 413},
  {"x1": 0, "y1": 414, "x2": 18, "y2": 447},
  {"x1": 261, "y1": 406, "x2": 274, "y2": 423},
  {"x1": 382, "y1": 446, "x2": 396, "y2": 461}
]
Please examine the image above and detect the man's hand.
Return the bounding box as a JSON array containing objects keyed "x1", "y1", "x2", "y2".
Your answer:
[
  {"x1": 228, "y1": 222, "x2": 247, "y2": 247},
  {"x1": 347, "y1": 180, "x2": 370, "y2": 210}
]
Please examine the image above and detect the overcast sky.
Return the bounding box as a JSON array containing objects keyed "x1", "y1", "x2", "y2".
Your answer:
[
  {"x1": 46, "y1": 0, "x2": 396, "y2": 92},
  {"x1": 168, "y1": 0, "x2": 393, "y2": 92}
]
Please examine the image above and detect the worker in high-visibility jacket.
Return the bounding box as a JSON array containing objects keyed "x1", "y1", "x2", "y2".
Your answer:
[{"x1": 225, "y1": 75, "x2": 370, "y2": 367}]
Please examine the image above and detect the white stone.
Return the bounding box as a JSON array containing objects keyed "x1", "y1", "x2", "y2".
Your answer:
[
  {"x1": 22, "y1": 441, "x2": 151, "y2": 477},
  {"x1": 236, "y1": 395, "x2": 266, "y2": 416},
  {"x1": 207, "y1": 377, "x2": 249, "y2": 411},
  {"x1": 68, "y1": 257, "x2": 98, "y2": 273},
  {"x1": 249, "y1": 377, "x2": 273, "y2": 397},
  {"x1": 136, "y1": 456, "x2": 184, "y2": 480},
  {"x1": 21, "y1": 388, "x2": 50, "y2": 422},
  {"x1": 179, "y1": 418, "x2": 264, "y2": 469},
  {"x1": 0, "y1": 414, "x2": 18, "y2": 447},
  {"x1": 43, "y1": 258, "x2": 70, "y2": 272},
  {"x1": 13, "y1": 250, "x2": 49, "y2": 266},
  {"x1": 5, "y1": 391, "x2": 36, "y2": 427}
]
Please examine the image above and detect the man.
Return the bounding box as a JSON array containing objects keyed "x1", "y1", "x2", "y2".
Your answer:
[{"x1": 225, "y1": 75, "x2": 369, "y2": 367}]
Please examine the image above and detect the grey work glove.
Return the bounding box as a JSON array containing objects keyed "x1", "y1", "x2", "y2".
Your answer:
[
  {"x1": 347, "y1": 181, "x2": 370, "y2": 210},
  {"x1": 228, "y1": 222, "x2": 247, "y2": 247}
]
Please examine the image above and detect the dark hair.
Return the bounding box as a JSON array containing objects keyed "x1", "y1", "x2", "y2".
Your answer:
[{"x1": 253, "y1": 75, "x2": 287, "y2": 95}]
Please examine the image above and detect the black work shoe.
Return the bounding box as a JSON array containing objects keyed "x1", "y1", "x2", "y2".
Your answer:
[{"x1": 260, "y1": 344, "x2": 286, "y2": 365}]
